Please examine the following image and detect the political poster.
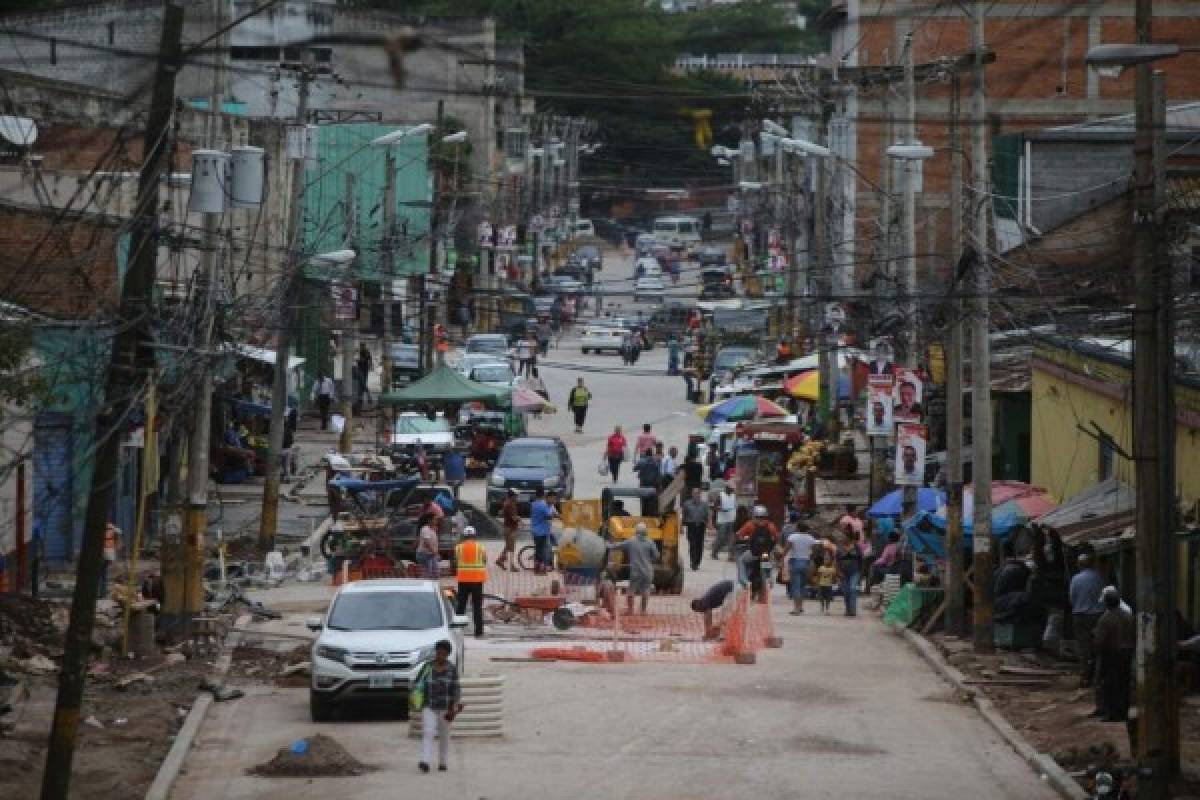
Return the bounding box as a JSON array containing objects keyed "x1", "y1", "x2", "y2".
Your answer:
[
  {"x1": 478, "y1": 221, "x2": 494, "y2": 247},
  {"x1": 893, "y1": 367, "x2": 924, "y2": 418},
  {"x1": 894, "y1": 423, "x2": 927, "y2": 486},
  {"x1": 499, "y1": 225, "x2": 517, "y2": 248},
  {"x1": 865, "y1": 377, "x2": 894, "y2": 436},
  {"x1": 868, "y1": 338, "x2": 895, "y2": 378}
]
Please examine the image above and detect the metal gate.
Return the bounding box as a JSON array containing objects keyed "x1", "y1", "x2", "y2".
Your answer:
[{"x1": 33, "y1": 412, "x2": 74, "y2": 564}]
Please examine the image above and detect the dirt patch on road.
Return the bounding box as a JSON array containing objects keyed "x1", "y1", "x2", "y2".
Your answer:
[
  {"x1": 249, "y1": 734, "x2": 376, "y2": 777},
  {"x1": 228, "y1": 644, "x2": 311, "y2": 688},
  {"x1": 790, "y1": 734, "x2": 886, "y2": 756}
]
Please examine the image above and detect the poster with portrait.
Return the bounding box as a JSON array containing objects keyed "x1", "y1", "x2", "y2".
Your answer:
[
  {"x1": 868, "y1": 337, "x2": 895, "y2": 378},
  {"x1": 865, "y1": 376, "x2": 894, "y2": 436},
  {"x1": 894, "y1": 423, "x2": 927, "y2": 487},
  {"x1": 893, "y1": 367, "x2": 924, "y2": 419}
]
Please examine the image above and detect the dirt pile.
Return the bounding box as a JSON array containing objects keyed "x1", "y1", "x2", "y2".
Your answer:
[
  {"x1": 0, "y1": 595, "x2": 65, "y2": 658},
  {"x1": 250, "y1": 734, "x2": 374, "y2": 777},
  {"x1": 229, "y1": 644, "x2": 310, "y2": 687}
]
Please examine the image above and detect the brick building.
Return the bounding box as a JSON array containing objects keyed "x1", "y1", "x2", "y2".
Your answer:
[{"x1": 819, "y1": 0, "x2": 1200, "y2": 291}]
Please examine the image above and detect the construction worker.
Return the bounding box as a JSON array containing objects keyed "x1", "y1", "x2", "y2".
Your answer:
[{"x1": 454, "y1": 526, "x2": 487, "y2": 637}]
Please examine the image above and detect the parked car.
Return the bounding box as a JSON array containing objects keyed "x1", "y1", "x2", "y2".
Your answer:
[
  {"x1": 652, "y1": 216, "x2": 702, "y2": 250},
  {"x1": 467, "y1": 361, "x2": 517, "y2": 391},
  {"x1": 708, "y1": 346, "x2": 760, "y2": 394},
  {"x1": 456, "y1": 352, "x2": 506, "y2": 377},
  {"x1": 580, "y1": 325, "x2": 626, "y2": 355},
  {"x1": 486, "y1": 436, "x2": 574, "y2": 514},
  {"x1": 541, "y1": 274, "x2": 585, "y2": 294},
  {"x1": 635, "y1": 276, "x2": 666, "y2": 302},
  {"x1": 575, "y1": 244, "x2": 603, "y2": 272},
  {"x1": 390, "y1": 412, "x2": 456, "y2": 456},
  {"x1": 465, "y1": 333, "x2": 510, "y2": 357},
  {"x1": 696, "y1": 245, "x2": 727, "y2": 266},
  {"x1": 388, "y1": 343, "x2": 422, "y2": 389},
  {"x1": 307, "y1": 579, "x2": 466, "y2": 721}
]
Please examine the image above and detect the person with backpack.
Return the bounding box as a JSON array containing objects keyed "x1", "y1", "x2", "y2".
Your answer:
[
  {"x1": 634, "y1": 449, "x2": 660, "y2": 489},
  {"x1": 410, "y1": 639, "x2": 462, "y2": 773},
  {"x1": 734, "y1": 505, "x2": 779, "y2": 603}
]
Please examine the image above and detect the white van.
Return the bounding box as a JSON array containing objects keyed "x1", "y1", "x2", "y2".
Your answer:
[{"x1": 652, "y1": 216, "x2": 702, "y2": 249}]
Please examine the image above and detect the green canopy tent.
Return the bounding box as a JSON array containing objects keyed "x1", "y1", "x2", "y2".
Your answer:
[{"x1": 380, "y1": 364, "x2": 510, "y2": 406}]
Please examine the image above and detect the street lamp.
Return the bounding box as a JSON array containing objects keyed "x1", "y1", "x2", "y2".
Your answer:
[
  {"x1": 1084, "y1": 42, "x2": 1180, "y2": 68},
  {"x1": 370, "y1": 123, "x2": 435, "y2": 146},
  {"x1": 886, "y1": 141, "x2": 933, "y2": 368},
  {"x1": 441, "y1": 130, "x2": 469, "y2": 144},
  {"x1": 761, "y1": 119, "x2": 789, "y2": 137}
]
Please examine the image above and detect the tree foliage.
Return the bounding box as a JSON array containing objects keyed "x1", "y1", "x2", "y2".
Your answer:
[{"x1": 346, "y1": 0, "x2": 829, "y2": 188}]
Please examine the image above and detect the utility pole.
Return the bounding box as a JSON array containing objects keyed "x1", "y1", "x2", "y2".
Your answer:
[
  {"x1": 969, "y1": 0, "x2": 994, "y2": 654},
  {"x1": 380, "y1": 148, "x2": 396, "y2": 442},
  {"x1": 339, "y1": 172, "x2": 357, "y2": 453},
  {"x1": 1131, "y1": 0, "x2": 1177, "y2": 789},
  {"x1": 170, "y1": 0, "x2": 227, "y2": 637},
  {"x1": 944, "y1": 68, "x2": 966, "y2": 636},
  {"x1": 812, "y1": 117, "x2": 833, "y2": 434},
  {"x1": 900, "y1": 34, "x2": 918, "y2": 368},
  {"x1": 259, "y1": 51, "x2": 312, "y2": 552},
  {"x1": 40, "y1": 7, "x2": 183, "y2": 799},
  {"x1": 421, "y1": 100, "x2": 445, "y2": 373}
]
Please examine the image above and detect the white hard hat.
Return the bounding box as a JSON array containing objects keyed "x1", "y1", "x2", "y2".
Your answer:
[{"x1": 462, "y1": 525, "x2": 477, "y2": 537}]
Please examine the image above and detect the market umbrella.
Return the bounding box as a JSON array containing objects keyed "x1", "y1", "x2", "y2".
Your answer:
[
  {"x1": 867, "y1": 487, "x2": 946, "y2": 518},
  {"x1": 784, "y1": 370, "x2": 852, "y2": 401},
  {"x1": 961, "y1": 481, "x2": 1057, "y2": 523},
  {"x1": 511, "y1": 386, "x2": 550, "y2": 412},
  {"x1": 703, "y1": 395, "x2": 789, "y2": 424}
]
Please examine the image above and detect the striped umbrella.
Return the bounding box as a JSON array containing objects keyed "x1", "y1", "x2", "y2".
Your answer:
[{"x1": 702, "y1": 394, "x2": 790, "y2": 424}]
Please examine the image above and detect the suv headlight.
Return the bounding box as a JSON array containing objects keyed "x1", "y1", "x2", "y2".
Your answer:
[
  {"x1": 543, "y1": 476, "x2": 560, "y2": 488},
  {"x1": 316, "y1": 645, "x2": 348, "y2": 664},
  {"x1": 489, "y1": 473, "x2": 506, "y2": 487}
]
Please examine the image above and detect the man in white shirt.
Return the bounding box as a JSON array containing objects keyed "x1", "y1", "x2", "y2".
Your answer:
[
  {"x1": 311, "y1": 374, "x2": 335, "y2": 430},
  {"x1": 711, "y1": 484, "x2": 738, "y2": 562},
  {"x1": 660, "y1": 446, "x2": 678, "y2": 481}
]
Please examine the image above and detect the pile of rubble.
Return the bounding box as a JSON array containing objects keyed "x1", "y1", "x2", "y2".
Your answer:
[
  {"x1": 0, "y1": 595, "x2": 68, "y2": 676},
  {"x1": 250, "y1": 734, "x2": 374, "y2": 777}
]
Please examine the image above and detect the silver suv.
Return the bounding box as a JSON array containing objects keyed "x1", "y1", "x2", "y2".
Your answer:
[{"x1": 307, "y1": 579, "x2": 465, "y2": 721}]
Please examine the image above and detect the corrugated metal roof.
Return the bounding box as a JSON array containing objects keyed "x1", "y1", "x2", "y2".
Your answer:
[
  {"x1": 1044, "y1": 101, "x2": 1200, "y2": 135},
  {"x1": 1038, "y1": 478, "x2": 1135, "y2": 528}
]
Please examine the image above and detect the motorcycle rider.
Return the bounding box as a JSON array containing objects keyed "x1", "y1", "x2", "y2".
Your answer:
[{"x1": 734, "y1": 505, "x2": 780, "y2": 603}]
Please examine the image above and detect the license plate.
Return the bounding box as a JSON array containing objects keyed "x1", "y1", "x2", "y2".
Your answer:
[{"x1": 368, "y1": 674, "x2": 393, "y2": 689}]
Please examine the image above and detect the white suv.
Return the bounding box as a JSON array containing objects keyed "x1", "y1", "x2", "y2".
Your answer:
[
  {"x1": 580, "y1": 325, "x2": 626, "y2": 354},
  {"x1": 307, "y1": 579, "x2": 466, "y2": 722}
]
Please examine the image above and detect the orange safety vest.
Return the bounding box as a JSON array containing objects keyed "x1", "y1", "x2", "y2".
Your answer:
[{"x1": 455, "y1": 540, "x2": 487, "y2": 583}]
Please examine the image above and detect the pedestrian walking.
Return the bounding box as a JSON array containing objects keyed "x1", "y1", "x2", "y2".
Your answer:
[
  {"x1": 311, "y1": 373, "x2": 335, "y2": 430},
  {"x1": 1069, "y1": 553, "x2": 1106, "y2": 688},
  {"x1": 1093, "y1": 586, "x2": 1134, "y2": 722},
  {"x1": 611, "y1": 523, "x2": 659, "y2": 615},
  {"x1": 443, "y1": 448, "x2": 466, "y2": 500},
  {"x1": 454, "y1": 526, "x2": 487, "y2": 637},
  {"x1": 605, "y1": 426, "x2": 627, "y2": 483},
  {"x1": 815, "y1": 552, "x2": 836, "y2": 613},
  {"x1": 567, "y1": 377, "x2": 591, "y2": 433},
  {"x1": 682, "y1": 454, "x2": 703, "y2": 492},
  {"x1": 411, "y1": 639, "x2": 461, "y2": 773},
  {"x1": 838, "y1": 532, "x2": 864, "y2": 617},
  {"x1": 681, "y1": 487, "x2": 710, "y2": 571},
  {"x1": 99, "y1": 522, "x2": 120, "y2": 598},
  {"x1": 537, "y1": 318, "x2": 552, "y2": 356},
  {"x1": 496, "y1": 489, "x2": 520, "y2": 571},
  {"x1": 634, "y1": 449, "x2": 660, "y2": 489},
  {"x1": 530, "y1": 488, "x2": 559, "y2": 573},
  {"x1": 667, "y1": 336, "x2": 680, "y2": 375},
  {"x1": 357, "y1": 343, "x2": 373, "y2": 407},
  {"x1": 634, "y1": 423, "x2": 657, "y2": 458},
  {"x1": 620, "y1": 330, "x2": 635, "y2": 365},
  {"x1": 711, "y1": 483, "x2": 737, "y2": 560},
  {"x1": 783, "y1": 518, "x2": 816, "y2": 614},
  {"x1": 416, "y1": 512, "x2": 440, "y2": 579},
  {"x1": 516, "y1": 335, "x2": 536, "y2": 377},
  {"x1": 660, "y1": 446, "x2": 678, "y2": 483}
]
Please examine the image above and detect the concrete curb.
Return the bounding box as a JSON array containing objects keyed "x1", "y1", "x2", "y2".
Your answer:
[
  {"x1": 900, "y1": 628, "x2": 1087, "y2": 800},
  {"x1": 144, "y1": 614, "x2": 249, "y2": 800}
]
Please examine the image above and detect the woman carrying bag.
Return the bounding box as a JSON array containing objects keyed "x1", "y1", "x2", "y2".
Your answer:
[{"x1": 409, "y1": 640, "x2": 462, "y2": 773}]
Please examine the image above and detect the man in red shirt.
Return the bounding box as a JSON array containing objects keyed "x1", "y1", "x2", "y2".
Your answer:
[{"x1": 605, "y1": 426, "x2": 628, "y2": 483}]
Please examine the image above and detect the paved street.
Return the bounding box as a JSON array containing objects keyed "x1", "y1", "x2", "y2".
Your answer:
[{"x1": 172, "y1": 268, "x2": 1058, "y2": 798}]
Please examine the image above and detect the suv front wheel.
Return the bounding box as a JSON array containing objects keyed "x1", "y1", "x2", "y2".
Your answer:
[{"x1": 310, "y1": 691, "x2": 335, "y2": 722}]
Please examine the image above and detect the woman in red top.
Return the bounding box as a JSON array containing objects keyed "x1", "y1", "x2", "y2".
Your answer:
[{"x1": 605, "y1": 426, "x2": 628, "y2": 483}]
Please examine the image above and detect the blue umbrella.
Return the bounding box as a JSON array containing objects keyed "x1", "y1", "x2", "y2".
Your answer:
[{"x1": 867, "y1": 487, "x2": 946, "y2": 518}]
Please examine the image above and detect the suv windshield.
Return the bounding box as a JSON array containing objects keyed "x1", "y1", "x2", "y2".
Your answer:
[
  {"x1": 715, "y1": 349, "x2": 756, "y2": 371},
  {"x1": 327, "y1": 590, "x2": 444, "y2": 631},
  {"x1": 467, "y1": 336, "x2": 508, "y2": 354},
  {"x1": 472, "y1": 365, "x2": 513, "y2": 383},
  {"x1": 498, "y1": 446, "x2": 560, "y2": 471},
  {"x1": 396, "y1": 416, "x2": 450, "y2": 434}
]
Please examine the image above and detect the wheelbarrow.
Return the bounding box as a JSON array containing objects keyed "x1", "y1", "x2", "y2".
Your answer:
[{"x1": 484, "y1": 593, "x2": 576, "y2": 630}]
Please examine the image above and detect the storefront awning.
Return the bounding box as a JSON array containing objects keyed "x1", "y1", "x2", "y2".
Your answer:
[{"x1": 224, "y1": 343, "x2": 304, "y2": 371}]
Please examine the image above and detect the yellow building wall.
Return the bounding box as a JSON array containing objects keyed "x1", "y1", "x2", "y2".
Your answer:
[{"x1": 1030, "y1": 347, "x2": 1200, "y2": 508}]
